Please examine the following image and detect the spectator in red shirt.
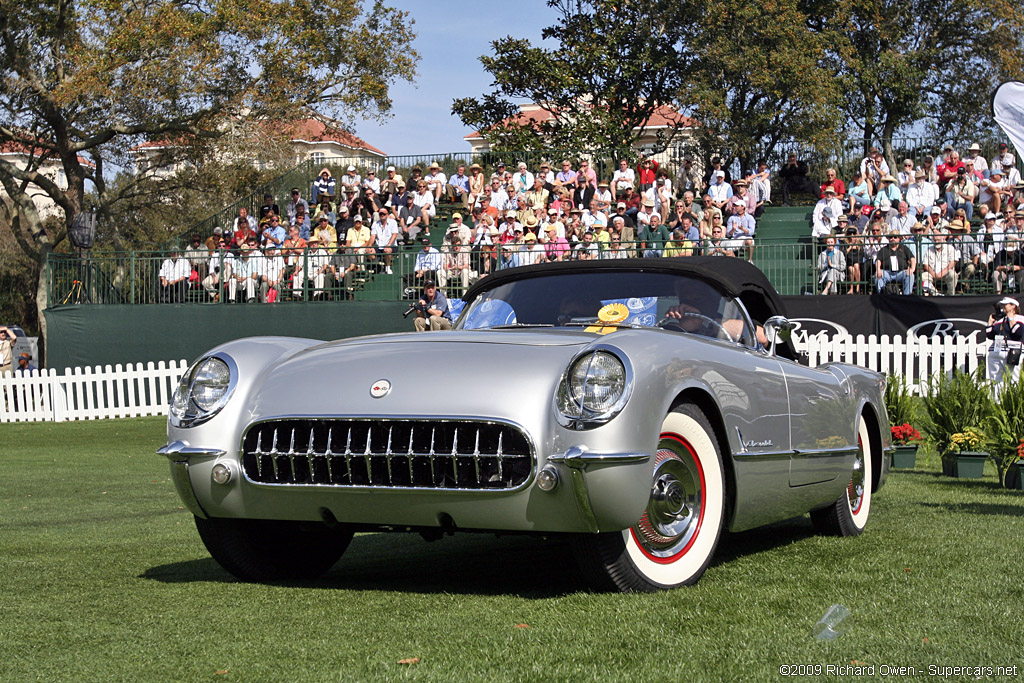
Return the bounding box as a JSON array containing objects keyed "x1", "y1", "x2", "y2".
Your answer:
[
  {"x1": 637, "y1": 155, "x2": 659, "y2": 191},
  {"x1": 820, "y1": 168, "x2": 846, "y2": 200},
  {"x1": 937, "y1": 151, "x2": 965, "y2": 187}
]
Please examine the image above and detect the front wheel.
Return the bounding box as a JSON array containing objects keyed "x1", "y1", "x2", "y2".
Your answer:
[
  {"x1": 194, "y1": 516, "x2": 353, "y2": 582},
  {"x1": 810, "y1": 415, "x2": 873, "y2": 536},
  {"x1": 572, "y1": 403, "x2": 726, "y2": 592}
]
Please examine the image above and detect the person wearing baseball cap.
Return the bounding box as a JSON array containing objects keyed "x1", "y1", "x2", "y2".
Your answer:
[{"x1": 986, "y1": 295, "x2": 1024, "y2": 388}]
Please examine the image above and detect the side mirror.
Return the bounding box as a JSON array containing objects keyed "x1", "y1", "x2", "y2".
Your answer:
[{"x1": 764, "y1": 315, "x2": 795, "y2": 356}]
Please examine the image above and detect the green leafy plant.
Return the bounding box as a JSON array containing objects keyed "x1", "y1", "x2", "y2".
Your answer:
[
  {"x1": 922, "y1": 368, "x2": 993, "y2": 456},
  {"x1": 884, "y1": 376, "x2": 918, "y2": 429},
  {"x1": 985, "y1": 380, "x2": 1024, "y2": 485}
]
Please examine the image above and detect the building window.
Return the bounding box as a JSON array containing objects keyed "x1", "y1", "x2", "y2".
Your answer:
[{"x1": 310, "y1": 152, "x2": 325, "y2": 165}]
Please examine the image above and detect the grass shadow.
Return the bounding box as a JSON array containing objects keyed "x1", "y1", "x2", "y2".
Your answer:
[{"x1": 917, "y1": 501, "x2": 1024, "y2": 517}]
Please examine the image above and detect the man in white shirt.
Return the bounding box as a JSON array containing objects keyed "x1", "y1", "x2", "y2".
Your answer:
[
  {"x1": 979, "y1": 168, "x2": 1006, "y2": 215},
  {"x1": 811, "y1": 187, "x2": 843, "y2": 237},
  {"x1": 922, "y1": 230, "x2": 958, "y2": 295},
  {"x1": 370, "y1": 208, "x2": 399, "y2": 274},
  {"x1": 905, "y1": 170, "x2": 937, "y2": 219},
  {"x1": 232, "y1": 240, "x2": 265, "y2": 303},
  {"x1": 612, "y1": 158, "x2": 635, "y2": 197},
  {"x1": 340, "y1": 166, "x2": 361, "y2": 195},
  {"x1": 966, "y1": 143, "x2": 989, "y2": 177},
  {"x1": 425, "y1": 162, "x2": 447, "y2": 202},
  {"x1": 159, "y1": 249, "x2": 191, "y2": 303},
  {"x1": 202, "y1": 241, "x2": 234, "y2": 301}
]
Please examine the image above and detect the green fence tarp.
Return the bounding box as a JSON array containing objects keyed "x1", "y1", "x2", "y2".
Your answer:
[{"x1": 44, "y1": 302, "x2": 413, "y2": 370}]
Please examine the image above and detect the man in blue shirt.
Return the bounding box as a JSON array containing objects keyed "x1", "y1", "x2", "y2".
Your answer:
[
  {"x1": 447, "y1": 164, "x2": 471, "y2": 208},
  {"x1": 413, "y1": 280, "x2": 452, "y2": 332}
]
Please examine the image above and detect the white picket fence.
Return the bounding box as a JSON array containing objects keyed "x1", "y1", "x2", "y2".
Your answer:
[
  {"x1": 799, "y1": 334, "x2": 990, "y2": 393},
  {"x1": 0, "y1": 337, "x2": 993, "y2": 422},
  {"x1": 0, "y1": 360, "x2": 187, "y2": 423}
]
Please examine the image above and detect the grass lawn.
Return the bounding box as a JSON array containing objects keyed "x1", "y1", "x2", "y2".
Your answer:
[{"x1": 1, "y1": 418, "x2": 1023, "y2": 682}]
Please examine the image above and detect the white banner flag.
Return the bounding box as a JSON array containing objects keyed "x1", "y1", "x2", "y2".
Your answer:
[{"x1": 992, "y1": 81, "x2": 1024, "y2": 155}]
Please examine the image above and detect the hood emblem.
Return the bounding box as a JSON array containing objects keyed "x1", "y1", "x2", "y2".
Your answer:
[{"x1": 370, "y1": 379, "x2": 392, "y2": 398}]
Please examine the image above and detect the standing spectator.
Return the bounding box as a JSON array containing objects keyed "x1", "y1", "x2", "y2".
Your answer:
[
  {"x1": 677, "y1": 156, "x2": 702, "y2": 195},
  {"x1": 15, "y1": 352, "x2": 35, "y2": 374},
  {"x1": 778, "y1": 153, "x2": 817, "y2": 205},
  {"x1": 468, "y1": 164, "x2": 485, "y2": 208},
  {"x1": 159, "y1": 249, "x2": 190, "y2": 303},
  {"x1": 0, "y1": 326, "x2": 14, "y2": 375},
  {"x1": 817, "y1": 236, "x2": 846, "y2": 294},
  {"x1": 875, "y1": 231, "x2": 916, "y2": 295},
  {"x1": 312, "y1": 167, "x2": 336, "y2": 203},
  {"x1": 184, "y1": 234, "x2": 207, "y2": 281},
  {"x1": 860, "y1": 147, "x2": 889, "y2": 196},
  {"x1": 413, "y1": 281, "x2": 452, "y2": 332},
  {"x1": 637, "y1": 155, "x2": 659, "y2": 191},
  {"x1": 921, "y1": 230, "x2": 957, "y2": 295}
]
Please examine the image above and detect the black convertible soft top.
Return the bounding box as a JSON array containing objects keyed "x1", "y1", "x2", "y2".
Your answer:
[{"x1": 463, "y1": 256, "x2": 789, "y2": 327}]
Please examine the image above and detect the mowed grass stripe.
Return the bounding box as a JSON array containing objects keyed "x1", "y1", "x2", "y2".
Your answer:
[{"x1": 1, "y1": 418, "x2": 1022, "y2": 681}]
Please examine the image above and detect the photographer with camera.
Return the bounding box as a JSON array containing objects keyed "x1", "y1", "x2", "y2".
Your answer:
[
  {"x1": 408, "y1": 280, "x2": 452, "y2": 332},
  {"x1": 986, "y1": 296, "x2": 1024, "y2": 390}
]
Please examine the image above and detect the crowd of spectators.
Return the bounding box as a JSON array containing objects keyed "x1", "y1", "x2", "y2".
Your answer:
[
  {"x1": 807, "y1": 143, "x2": 1024, "y2": 296},
  {"x1": 162, "y1": 154, "x2": 783, "y2": 304}
]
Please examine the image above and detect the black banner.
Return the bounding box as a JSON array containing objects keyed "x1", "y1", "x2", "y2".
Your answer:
[{"x1": 782, "y1": 294, "x2": 997, "y2": 344}]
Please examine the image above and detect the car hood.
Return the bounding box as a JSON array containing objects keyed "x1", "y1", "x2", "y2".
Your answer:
[{"x1": 246, "y1": 330, "x2": 594, "y2": 422}]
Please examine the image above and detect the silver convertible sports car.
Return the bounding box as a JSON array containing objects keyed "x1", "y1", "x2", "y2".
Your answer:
[{"x1": 160, "y1": 257, "x2": 889, "y2": 591}]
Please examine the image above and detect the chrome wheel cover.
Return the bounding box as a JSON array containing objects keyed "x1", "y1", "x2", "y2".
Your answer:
[{"x1": 634, "y1": 442, "x2": 704, "y2": 558}]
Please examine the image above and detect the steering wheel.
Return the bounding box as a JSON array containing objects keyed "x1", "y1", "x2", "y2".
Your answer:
[{"x1": 658, "y1": 312, "x2": 736, "y2": 343}]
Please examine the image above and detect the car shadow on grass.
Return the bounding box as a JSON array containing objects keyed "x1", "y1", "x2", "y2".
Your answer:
[
  {"x1": 142, "y1": 520, "x2": 819, "y2": 596},
  {"x1": 917, "y1": 501, "x2": 1024, "y2": 517}
]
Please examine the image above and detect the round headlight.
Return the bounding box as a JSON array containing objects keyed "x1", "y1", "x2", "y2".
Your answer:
[
  {"x1": 558, "y1": 350, "x2": 629, "y2": 425},
  {"x1": 192, "y1": 358, "x2": 231, "y2": 410}
]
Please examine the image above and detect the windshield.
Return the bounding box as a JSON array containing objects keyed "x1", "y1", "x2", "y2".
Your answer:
[{"x1": 457, "y1": 271, "x2": 756, "y2": 346}]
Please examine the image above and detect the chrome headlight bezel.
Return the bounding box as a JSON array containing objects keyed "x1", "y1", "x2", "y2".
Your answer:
[
  {"x1": 554, "y1": 346, "x2": 633, "y2": 429},
  {"x1": 170, "y1": 353, "x2": 238, "y2": 428}
]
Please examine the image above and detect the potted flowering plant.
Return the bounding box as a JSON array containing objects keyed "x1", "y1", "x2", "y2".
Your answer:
[
  {"x1": 890, "y1": 423, "x2": 921, "y2": 468},
  {"x1": 985, "y1": 379, "x2": 1024, "y2": 489},
  {"x1": 1002, "y1": 441, "x2": 1024, "y2": 490},
  {"x1": 947, "y1": 428, "x2": 988, "y2": 479}
]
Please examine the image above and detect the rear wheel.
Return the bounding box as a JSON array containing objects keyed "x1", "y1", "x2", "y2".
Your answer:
[
  {"x1": 811, "y1": 416, "x2": 873, "y2": 536},
  {"x1": 194, "y1": 516, "x2": 353, "y2": 582},
  {"x1": 573, "y1": 403, "x2": 725, "y2": 592}
]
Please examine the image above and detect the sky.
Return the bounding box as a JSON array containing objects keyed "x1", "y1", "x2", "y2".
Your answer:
[{"x1": 352, "y1": 1, "x2": 556, "y2": 157}]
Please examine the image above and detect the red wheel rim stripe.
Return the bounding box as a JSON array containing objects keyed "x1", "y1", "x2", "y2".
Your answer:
[{"x1": 631, "y1": 432, "x2": 706, "y2": 565}]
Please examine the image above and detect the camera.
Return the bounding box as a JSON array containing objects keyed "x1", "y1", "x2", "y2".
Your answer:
[
  {"x1": 993, "y1": 302, "x2": 1006, "y2": 320},
  {"x1": 402, "y1": 301, "x2": 424, "y2": 318}
]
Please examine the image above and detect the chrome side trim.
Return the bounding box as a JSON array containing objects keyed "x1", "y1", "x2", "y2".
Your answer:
[
  {"x1": 731, "y1": 449, "x2": 793, "y2": 460},
  {"x1": 169, "y1": 460, "x2": 208, "y2": 519},
  {"x1": 792, "y1": 446, "x2": 860, "y2": 457},
  {"x1": 546, "y1": 445, "x2": 650, "y2": 469},
  {"x1": 157, "y1": 441, "x2": 226, "y2": 459}
]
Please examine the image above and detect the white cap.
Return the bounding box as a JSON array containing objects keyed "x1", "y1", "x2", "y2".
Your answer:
[
  {"x1": 387, "y1": 165, "x2": 396, "y2": 172},
  {"x1": 715, "y1": 170, "x2": 725, "y2": 178},
  {"x1": 1000, "y1": 297, "x2": 1020, "y2": 307},
  {"x1": 347, "y1": 165, "x2": 356, "y2": 171}
]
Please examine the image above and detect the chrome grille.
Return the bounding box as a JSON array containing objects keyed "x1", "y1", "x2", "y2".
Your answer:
[{"x1": 241, "y1": 419, "x2": 533, "y2": 490}]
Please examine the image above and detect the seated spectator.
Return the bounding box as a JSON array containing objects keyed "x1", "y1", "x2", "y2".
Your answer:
[
  {"x1": 280, "y1": 225, "x2": 307, "y2": 282},
  {"x1": 873, "y1": 175, "x2": 903, "y2": 214},
  {"x1": 204, "y1": 226, "x2": 224, "y2": 252},
  {"x1": 403, "y1": 239, "x2": 442, "y2": 297},
  {"x1": 921, "y1": 230, "x2": 957, "y2": 295},
  {"x1": 413, "y1": 181, "x2": 436, "y2": 233},
  {"x1": 778, "y1": 153, "x2": 818, "y2": 205},
  {"x1": 820, "y1": 168, "x2": 846, "y2": 201},
  {"x1": 287, "y1": 188, "x2": 309, "y2": 225},
  {"x1": 732, "y1": 180, "x2": 758, "y2": 218},
  {"x1": 848, "y1": 171, "x2": 871, "y2": 216},
  {"x1": 467, "y1": 163, "x2": 486, "y2": 207},
  {"x1": 231, "y1": 240, "x2": 264, "y2": 303},
  {"x1": 159, "y1": 249, "x2": 191, "y2": 303},
  {"x1": 184, "y1": 234, "x2": 207, "y2": 281},
  {"x1": 725, "y1": 200, "x2": 756, "y2": 254},
  {"x1": 312, "y1": 167, "x2": 336, "y2": 204},
  {"x1": 340, "y1": 166, "x2": 361, "y2": 195},
  {"x1": 345, "y1": 214, "x2": 372, "y2": 256},
  {"x1": 407, "y1": 165, "x2": 424, "y2": 189},
  {"x1": 352, "y1": 187, "x2": 383, "y2": 224},
  {"x1": 966, "y1": 143, "x2": 989, "y2": 177},
  {"x1": 439, "y1": 235, "x2": 473, "y2": 290},
  {"x1": 842, "y1": 227, "x2": 863, "y2": 294},
  {"x1": 992, "y1": 235, "x2": 1022, "y2": 295},
  {"x1": 705, "y1": 224, "x2": 734, "y2": 257},
  {"x1": 330, "y1": 246, "x2": 360, "y2": 300},
  {"x1": 425, "y1": 162, "x2": 447, "y2": 201},
  {"x1": 594, "y1": 181, "x2": 613, "y2": 213},
  {"x1": 817, "y1": 235, "x2": 846, "y2": 294},
  {"x1": 259, "y1": 193, "x2": 280, "y2": 220},
  {"x1": 499, "y1": 241, "x2": 522, "y2": 268},
  {"x1": 260, "y1": 247, "x2": 286, "y2": 302},
  {"x1": 312, "y1": 198, "x2": 336, "y2": 226},
  {"x1": 945, "y1": 167, "x2": 977, "y2": 220},
  {"x1": 519, "y1": 232, "x2": 546, "y2": 265},
  {"x1": 611, "y1": 216, "x2": 635, "y2": 254},
  {"x1": 937, "y1": 150, "x2": 965, "y2": 187},
  {"x1": 413, "y1": 280, "x2": 452, "y2": 332},
  {"x1": 947, "y1": 219, "x2": 983, "y2": 290},
  {"x1": 292, "y1": 238, "x2": 332, "y2": 300},
  {"x1": 447, "y1": 164, "x2": 471, "y2": 208},
  {"x1": 362, "y1": 169, "x2": 380, "y2": 195},
  {"x1": 612, "y1": 158, "x2": 635, "y2": 197},
  {"x1": 370, "y1": 208, "x2": 399, "y2": 274},
  {"x1": 706, "y1": 171, "x2": 733, "y2": 212},
  {"x1": 888, "y1": 201, "x2": 915, "y2": 235},
  {"x1": 904, "y1": 171, "x2": 937, "y2": 220},
  {"x1": 381, "y1": 166, "x2": 404, "y2": 197},
  {"x1": 396, "y1": 192, "x2": 423, "y2": 244},
  {"x1": 526, "y1": 177, "x2": 552, "y2": 210},
  {"x1": 656, "y1": 174, "x2": 673, "y2": 221},
  {"x1": 573, "y1": 230, "x2": 599, "y2": 260},
  {"x1": 232, "y1": 207, "x2": 257, "y2": 243},
  {"x1": 312, "y1": 215, "x2": 337, "y2": 250},
  {"x1": 202, "y1": 239, "x2": 234, "y2": 302},
  {"x1": 261, "y1": 214, "x2": 287, "y2": 251},
  {"x1": 896, "y1": 159, "x2": 916, "y2": 196},
  {"x1": 702, "y1": 156, "x2": 730, "y2": 188},
  {"x1": 875, "y1": 230, "x2": 916, "y2": 295},
  {"x1": 812, "y1": 187, "x2": 843, "y2": 238},
  {"x1": 639, "y1": 213, "x2": 671, "y2": 257},
  {"x1": 979, "y1": 168, "x2": 1006, "y2": 215},
  {"x1": 292, "y1": 203, "x2": 311, "y2": 240},
  {"x1": 663, "y1": 228, "x2": 695, "y2": 258},
  {"x1": 543, "y1": 225, "x2": 570, "y2": 262},
  {"x1": 15, "y1": 352, "x2": 36, "y2": 374},
  {"x1": 676, "y1": 156, "x2": 702, "y2": 196}
]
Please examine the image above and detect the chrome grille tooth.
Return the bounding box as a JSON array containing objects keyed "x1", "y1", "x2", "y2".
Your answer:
[
  {"x1": 473, "y1": 428, "x2": 481, "y2": 486},
  {"x1": 241, "y1": 420, "x2": 531, "y2": 490}
]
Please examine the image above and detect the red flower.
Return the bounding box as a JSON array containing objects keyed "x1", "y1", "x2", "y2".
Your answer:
[{"x1": 891, "y1": 423, "x2": 921, "y2": 445}]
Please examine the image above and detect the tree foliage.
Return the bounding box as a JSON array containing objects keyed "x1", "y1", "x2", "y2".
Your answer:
[
  {"x1": 452, "y1": 0, "x2": 700, "y2": 156},
  {"x1": 0, "y1": 0, "x2": 417, "y2": 339}
]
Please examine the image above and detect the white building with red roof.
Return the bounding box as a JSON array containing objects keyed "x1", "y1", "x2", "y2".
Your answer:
[{"x1": 0, "y1": 141, "x2": 93, "y2": 220}]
